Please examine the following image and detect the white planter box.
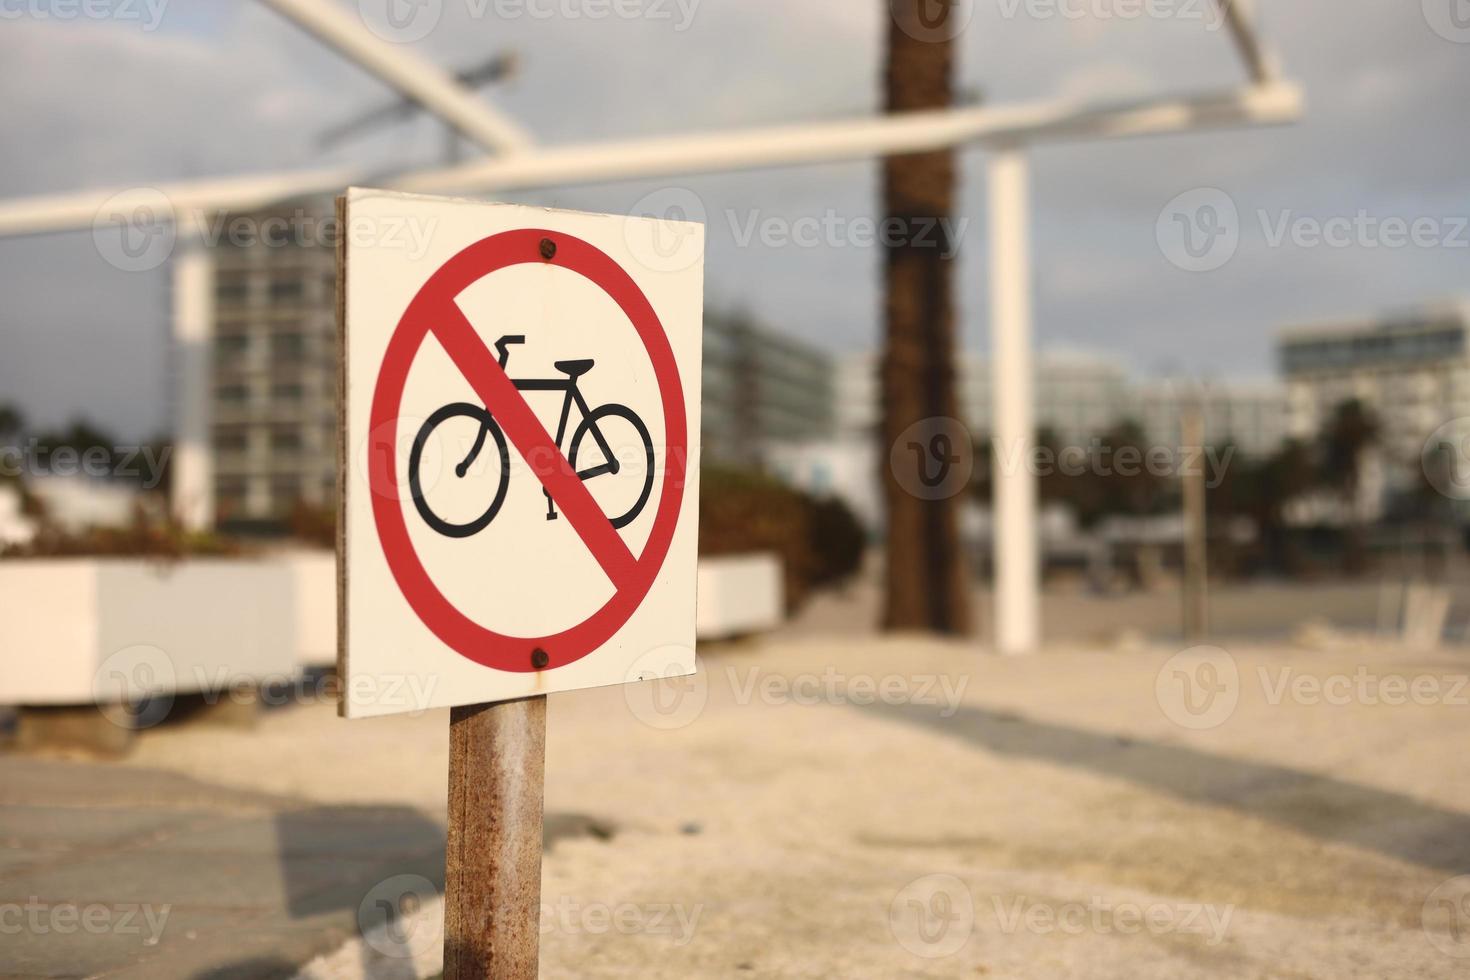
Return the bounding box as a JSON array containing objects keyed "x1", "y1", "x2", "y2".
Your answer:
[
  {"x1": 0, "y1": 558, "x2": 296, "y2": 705},
  {"x1": 695, "y1": 553, "x2": 784, "y2": 640},
  {"x1": 278, "y1": 549, "x2": 787, "y2": 667},
  {"x1": 279, "y1": 549, "x2": 338, "y2": 669}
]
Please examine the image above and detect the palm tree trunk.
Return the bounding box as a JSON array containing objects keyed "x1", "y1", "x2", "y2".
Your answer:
[{"x1": 880, "y1": 0, "x2": 971, "y2": 633}]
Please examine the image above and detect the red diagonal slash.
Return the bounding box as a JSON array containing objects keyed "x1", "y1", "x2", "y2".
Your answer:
[{"x1": 423, "y1": 301, "x2": 639, "y2": 592}]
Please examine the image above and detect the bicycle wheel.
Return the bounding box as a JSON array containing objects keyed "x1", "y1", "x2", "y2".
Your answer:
[
  {"x1": 568, "y1": 403, "x2": 655, "y2": 530},
  {"x1": 408, "y1": 403, "x2": 510, "y2": 539}
]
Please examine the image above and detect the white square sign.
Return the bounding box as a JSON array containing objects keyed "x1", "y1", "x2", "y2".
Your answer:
[{"x1": 338, "y1": 189, "x2": 703, "y2": 718}]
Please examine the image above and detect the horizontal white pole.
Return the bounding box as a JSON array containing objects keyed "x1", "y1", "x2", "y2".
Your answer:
[
  {"x1": 402, "y1": 82, "x2": 1302, "y2": 194},
  {"x1": 0, "y1": 167, "x2": 362, "y2": 238},
  {"x1": 258, "y1": 0, "x2": 532, "y2": 154},
  {"x1": 0, "y1": 82, "x2": 1301, "y2": 238}
]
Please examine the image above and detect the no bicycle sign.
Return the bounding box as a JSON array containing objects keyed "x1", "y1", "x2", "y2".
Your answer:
[{"x1": 337, "y1": 189, "x2": 704, "y2": 718}]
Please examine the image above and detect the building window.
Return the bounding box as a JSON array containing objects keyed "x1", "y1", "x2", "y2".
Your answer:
[
  {"x1": 214, "y1": 429, "x2": 248, "y2": 452},
  {"x1": 271, "y1": 333, "x2": 306, "y2": 360},
  {"x1": 271, "y1": 429, "x2": 302, "y2": 452},
  {"x1": 216, "y1": 278, "x2": 249, "y2": 305},
  {"x1": 217, "y1": 384, "x2": 250, "y2": 404},
  {"x1": 217, "y1": 333, "x2": 250, "y2": 356},
  {"x1": 272, "y1": 383, "x2": 305, "y2": 401},
  {"x1": 269, "y1": 278, "x2": 304, "y2": 303},
  {"x1": 271, "y1": 476, "x2": 301, "y2": 505}
]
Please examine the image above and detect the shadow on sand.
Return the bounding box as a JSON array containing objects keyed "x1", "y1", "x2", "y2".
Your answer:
[{"x1": 870, "y1": 699, "x2": 1470, "y2": 874}]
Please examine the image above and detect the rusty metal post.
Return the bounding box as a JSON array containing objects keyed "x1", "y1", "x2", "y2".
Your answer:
[{"x1": 444, "y1": 695, "x2": 546, "y2": 980}]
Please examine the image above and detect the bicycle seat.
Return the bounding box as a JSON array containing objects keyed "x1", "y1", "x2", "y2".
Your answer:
[{"x1": 554, "y1": 358, "x2": 594, "y2": 378}]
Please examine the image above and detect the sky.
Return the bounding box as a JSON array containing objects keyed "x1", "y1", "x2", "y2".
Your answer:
[{"x1": 1, "y1": 0, "x2": 1468, "y2": 440}]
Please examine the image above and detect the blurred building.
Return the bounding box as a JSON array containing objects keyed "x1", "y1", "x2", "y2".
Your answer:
[
  {"x1": 835, "y1": 350, "x2": 1281, "y2": 454},
  {"x1": 702, "y1": 312, "x2": 834, "y2": 466},
  {"x1": 970, "y1": 350, "x2": 1132, "y2": 447},
  {"x1": 1279, "y1": 301, "x2": 1470, "y2": 466},
  {"x1": 209, "y1": 209, "x2": 338, "y2": 525},
  {"x1": 1132, "y1": 380, "x2": 1287, "y2": 458}
]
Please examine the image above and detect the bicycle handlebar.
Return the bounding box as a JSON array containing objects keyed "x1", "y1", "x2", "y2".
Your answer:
[{"x1": 494, "y1": 335, "x2": 526, "y2": 368}]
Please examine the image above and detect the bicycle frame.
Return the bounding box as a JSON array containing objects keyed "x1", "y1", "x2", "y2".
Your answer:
[
  {"x1": 457, "y1": 336, "x2": 619, "y2": 481},
  {"x1": 503, "y1": 377, "x2": 620, "y2": 480}
]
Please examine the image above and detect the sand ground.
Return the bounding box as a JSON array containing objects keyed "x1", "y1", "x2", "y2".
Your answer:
[{"x1": 107, "y1": 586, "x2": 1470, "y2": 979}]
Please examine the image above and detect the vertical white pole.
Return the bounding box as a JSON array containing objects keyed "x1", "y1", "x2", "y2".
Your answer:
[
  {"x1": 172, "y1": 234, "x2": 214, "y2": 531},
  {"x1": 989, "y1": 147, "x2": 1039, "y2": 655}
]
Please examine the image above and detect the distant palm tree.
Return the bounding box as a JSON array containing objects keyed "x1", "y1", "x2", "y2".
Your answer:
[
  {"x1": 1319, "y1": 399, "x2": 1378, "y2": 501},
  {"x1": 879, "y1": 0, "x2": 970, "y2": 633},
  {"x1": 1318, "y1": 399, "x2": 1379, "y2": 571}
]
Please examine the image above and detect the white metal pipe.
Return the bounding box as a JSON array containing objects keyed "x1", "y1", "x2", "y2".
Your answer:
[
  {"x1": 0, "y1": 83, "x2": 1301, "y2": 239},
  {"x1": 400, "y1": 83, "x2": 1302, "y2": 195},
  {"x1": 0, "y1": 168, "x2": 361, "y2": 238},
  {"x1": 1214, "y1": 0, "x2": 1279, "y2": 84},
  {"x1": 257, "y1": 0, "x2": 532, "y2": 154},
  {"x1": 171, "y1": 235, "x2": 215, "y2": 531},
  {"x1": 988, "y1": 148, "x2": 1039, "y2": 656}
]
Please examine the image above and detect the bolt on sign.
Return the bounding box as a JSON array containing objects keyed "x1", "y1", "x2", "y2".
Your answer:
[{"x1": 337, "y1": 189, "x2": 704, "y2": 717}]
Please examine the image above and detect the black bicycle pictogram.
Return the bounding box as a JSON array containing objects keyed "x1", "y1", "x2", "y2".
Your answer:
[{"x1": 408, "y1": 334, "x2": 655, "y2": 538}]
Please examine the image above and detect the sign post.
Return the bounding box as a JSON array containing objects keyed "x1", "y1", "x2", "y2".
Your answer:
[
  {"x1": 444, "y1": 697, "x2": 545, "y2": 979},
  {"x1": 336, "y1": 189, "x2": 704, "y2": 976}
]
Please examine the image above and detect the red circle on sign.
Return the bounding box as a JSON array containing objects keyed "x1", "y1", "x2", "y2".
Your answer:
[{"x1": 368, "y1": 229, "x2": 687, "y2": 672}]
